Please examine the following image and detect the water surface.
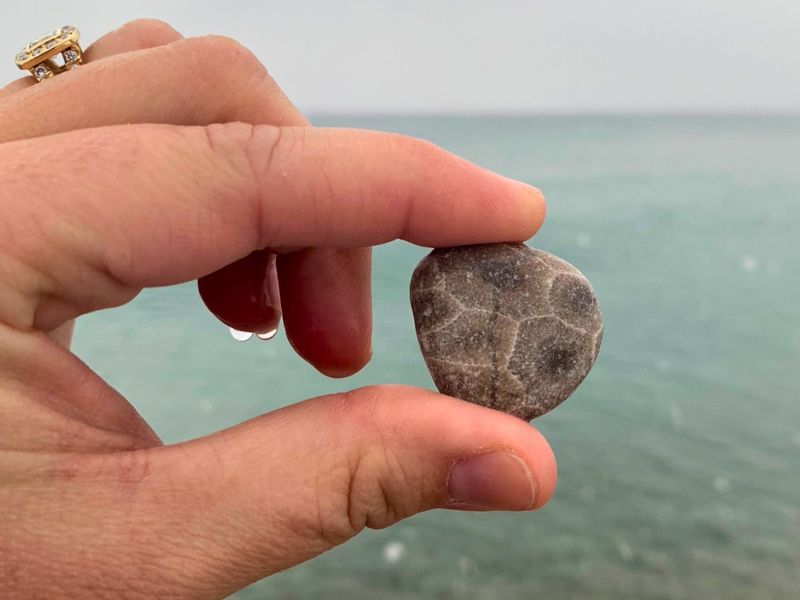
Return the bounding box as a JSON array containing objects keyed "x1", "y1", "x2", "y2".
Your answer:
[{"x1": 74, "y1": 114, "x2": 800, "y2": 599}]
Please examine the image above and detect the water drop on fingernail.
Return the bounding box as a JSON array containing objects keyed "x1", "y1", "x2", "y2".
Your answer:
[
  {"x1": 257, "y1": 328, "x2": 278, "y2": 341},
  {"x1": 229, "y1": 328, "x2": 254, "y2": 342}
]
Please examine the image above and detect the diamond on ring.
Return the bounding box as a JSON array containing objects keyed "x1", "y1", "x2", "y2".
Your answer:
[
  {"x1": 32, "y1": 64, "x2": 51, "y2": 81},
  {"x1": 15, "y1": 26, "x2": 82, "y2": 81}
]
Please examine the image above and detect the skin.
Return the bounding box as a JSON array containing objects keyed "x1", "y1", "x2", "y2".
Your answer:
[{"x1": 0, "y1": 20, "x2": 556, "y2": 599}]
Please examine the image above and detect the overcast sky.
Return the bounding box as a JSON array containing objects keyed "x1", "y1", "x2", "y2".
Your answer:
[{"x1": 3, "y1": 0, "x2": 798, "y2": 113}]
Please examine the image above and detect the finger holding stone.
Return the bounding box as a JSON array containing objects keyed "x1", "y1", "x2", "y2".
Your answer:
[
  {"x1": 10, "y1": 386, "x2": 557, "y2": 597},
  {"x1": 0, "y1": 123, "x2": 545, "y2": 332}
]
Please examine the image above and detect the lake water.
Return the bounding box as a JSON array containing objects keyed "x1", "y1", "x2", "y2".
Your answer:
[{"x1": 73, "y1": 115, "x2": 800, "y2": 599}]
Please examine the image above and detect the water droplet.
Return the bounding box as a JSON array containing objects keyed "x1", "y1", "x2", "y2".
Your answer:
[
  {"x1": 229, "y1": 328, "x2": 253, "y2": 342},
  {"x1": 257, "y1": 328, "x2": 278, "y2": 341}
]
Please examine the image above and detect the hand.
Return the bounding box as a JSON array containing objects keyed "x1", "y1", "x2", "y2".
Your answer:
[{"x1": 0, "y1": 20, "x2": 555, "y2": 599}]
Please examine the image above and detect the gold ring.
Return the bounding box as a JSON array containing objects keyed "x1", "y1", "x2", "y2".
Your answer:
[{"x1": 15, "y1": 26, "x2": 83, "y2": 82}]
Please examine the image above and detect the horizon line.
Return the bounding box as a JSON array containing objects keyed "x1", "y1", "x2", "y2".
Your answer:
[{"x1": 306, "y1": 108, "x2": 800, "y2": 118}]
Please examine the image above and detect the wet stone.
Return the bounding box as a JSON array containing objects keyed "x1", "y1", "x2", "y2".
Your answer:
[{"x1": 410, "y1": 243, "x2": 603, "y2": 420}]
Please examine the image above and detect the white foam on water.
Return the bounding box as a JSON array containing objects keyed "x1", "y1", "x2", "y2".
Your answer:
[
  {"x1": 714, "y1": 476, "x2": 731, "y2": 494},
  {"x1": 382, "y1": 541, "x2": 407, "y2": 565},
  {"x1": 741, "y1": 255, "x2": 759, "y2": 273},
  {"x1": 616, "y1": 540, "x2": 633, "y2": 562},
  {"x1": 717, "y1": 505, "x2": 736, "y2": 521},
  {"x1": 670, "y1": 403, "x2": 684, "y2": 427},
  {"x1": 457, "y1": 556, "x2": 477, "y2": 576}
]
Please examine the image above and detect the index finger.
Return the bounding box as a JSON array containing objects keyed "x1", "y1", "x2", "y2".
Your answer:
[{"x1": 2, "y1": 122, "x2": 545, "y2": 330}]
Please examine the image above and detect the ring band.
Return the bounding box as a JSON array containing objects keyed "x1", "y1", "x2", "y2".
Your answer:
[{"x1": 15, "y1": 26, "x2": 83, "y2": 82}]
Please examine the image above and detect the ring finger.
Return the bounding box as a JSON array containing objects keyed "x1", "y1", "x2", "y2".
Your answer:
[{"x1": 0, "y1": 19, "x2": 183, "y2": 98}]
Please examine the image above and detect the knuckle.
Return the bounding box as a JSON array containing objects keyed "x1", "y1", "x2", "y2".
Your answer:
[
  {"x1": 202, "y1": 122, "x2": 286, "y2": 245},
  {"x1": 378, "y1": 134, "x2": 447, "y2": 236},
  {"x1": 198, "y1": 34, "x2": 247, "y2": 56},
  {"x1": 388, "y1": 133, "x2": 444, "y2": 165},
  {"x1": 203, "y1": 121, "x2": 262, "y2": 151},
  {"x1": 247, "y1": 123, "x2": 294, "y2": 172},
  {"x1": 189, "y1": 34, "x2": 268, "y2": 79},
  {"x1": 181, "y1": 36, "x2": 273, "y2": 116},
  {"x1": 207, "y1": 122, "x2": 287, "y2": 185},
  {"x1": 199, "y1": 122, "x2": 264, "y2": 188},
  {"x1": 117, "y1": 18, "x2": 181, "y2": 47},
  {"x1": 313, "y1": 389, "x2": 426, "y2": 544}
]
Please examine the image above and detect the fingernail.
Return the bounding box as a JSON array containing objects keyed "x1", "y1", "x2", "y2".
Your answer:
[{"x1": 447, "y1": 452, "x2": 536, "y2": 511}]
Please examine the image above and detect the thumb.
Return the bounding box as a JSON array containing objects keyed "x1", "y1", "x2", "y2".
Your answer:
[{"x1": 120, "y1": 385, "x2": 556, "y2": 597}]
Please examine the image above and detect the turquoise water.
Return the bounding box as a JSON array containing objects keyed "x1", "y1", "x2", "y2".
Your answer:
[{"x1": 73, "y1": 115, "x2": 800, "y2": 599}]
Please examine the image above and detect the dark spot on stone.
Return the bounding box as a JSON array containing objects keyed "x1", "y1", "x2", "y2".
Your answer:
[
  {"x1": 539, "y1": 338, "x2": 579, "y2": 376},
  {"x1": 553, "y1": 275, "x2": 595, "y2": 314},
  {"x1": 550, "y1": 274, "x2": 601, "y2": 332},
  {"x1": 477, "y1": 260, "x2": 525, "y2": 290},
  {"x1": 569, "y1": 281, "x2": 595, "y2": 313}
]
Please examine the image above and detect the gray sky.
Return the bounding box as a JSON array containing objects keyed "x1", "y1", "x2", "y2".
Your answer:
[{"x1": 3, "y1": 0, "x2": 798, "y2": 113}]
